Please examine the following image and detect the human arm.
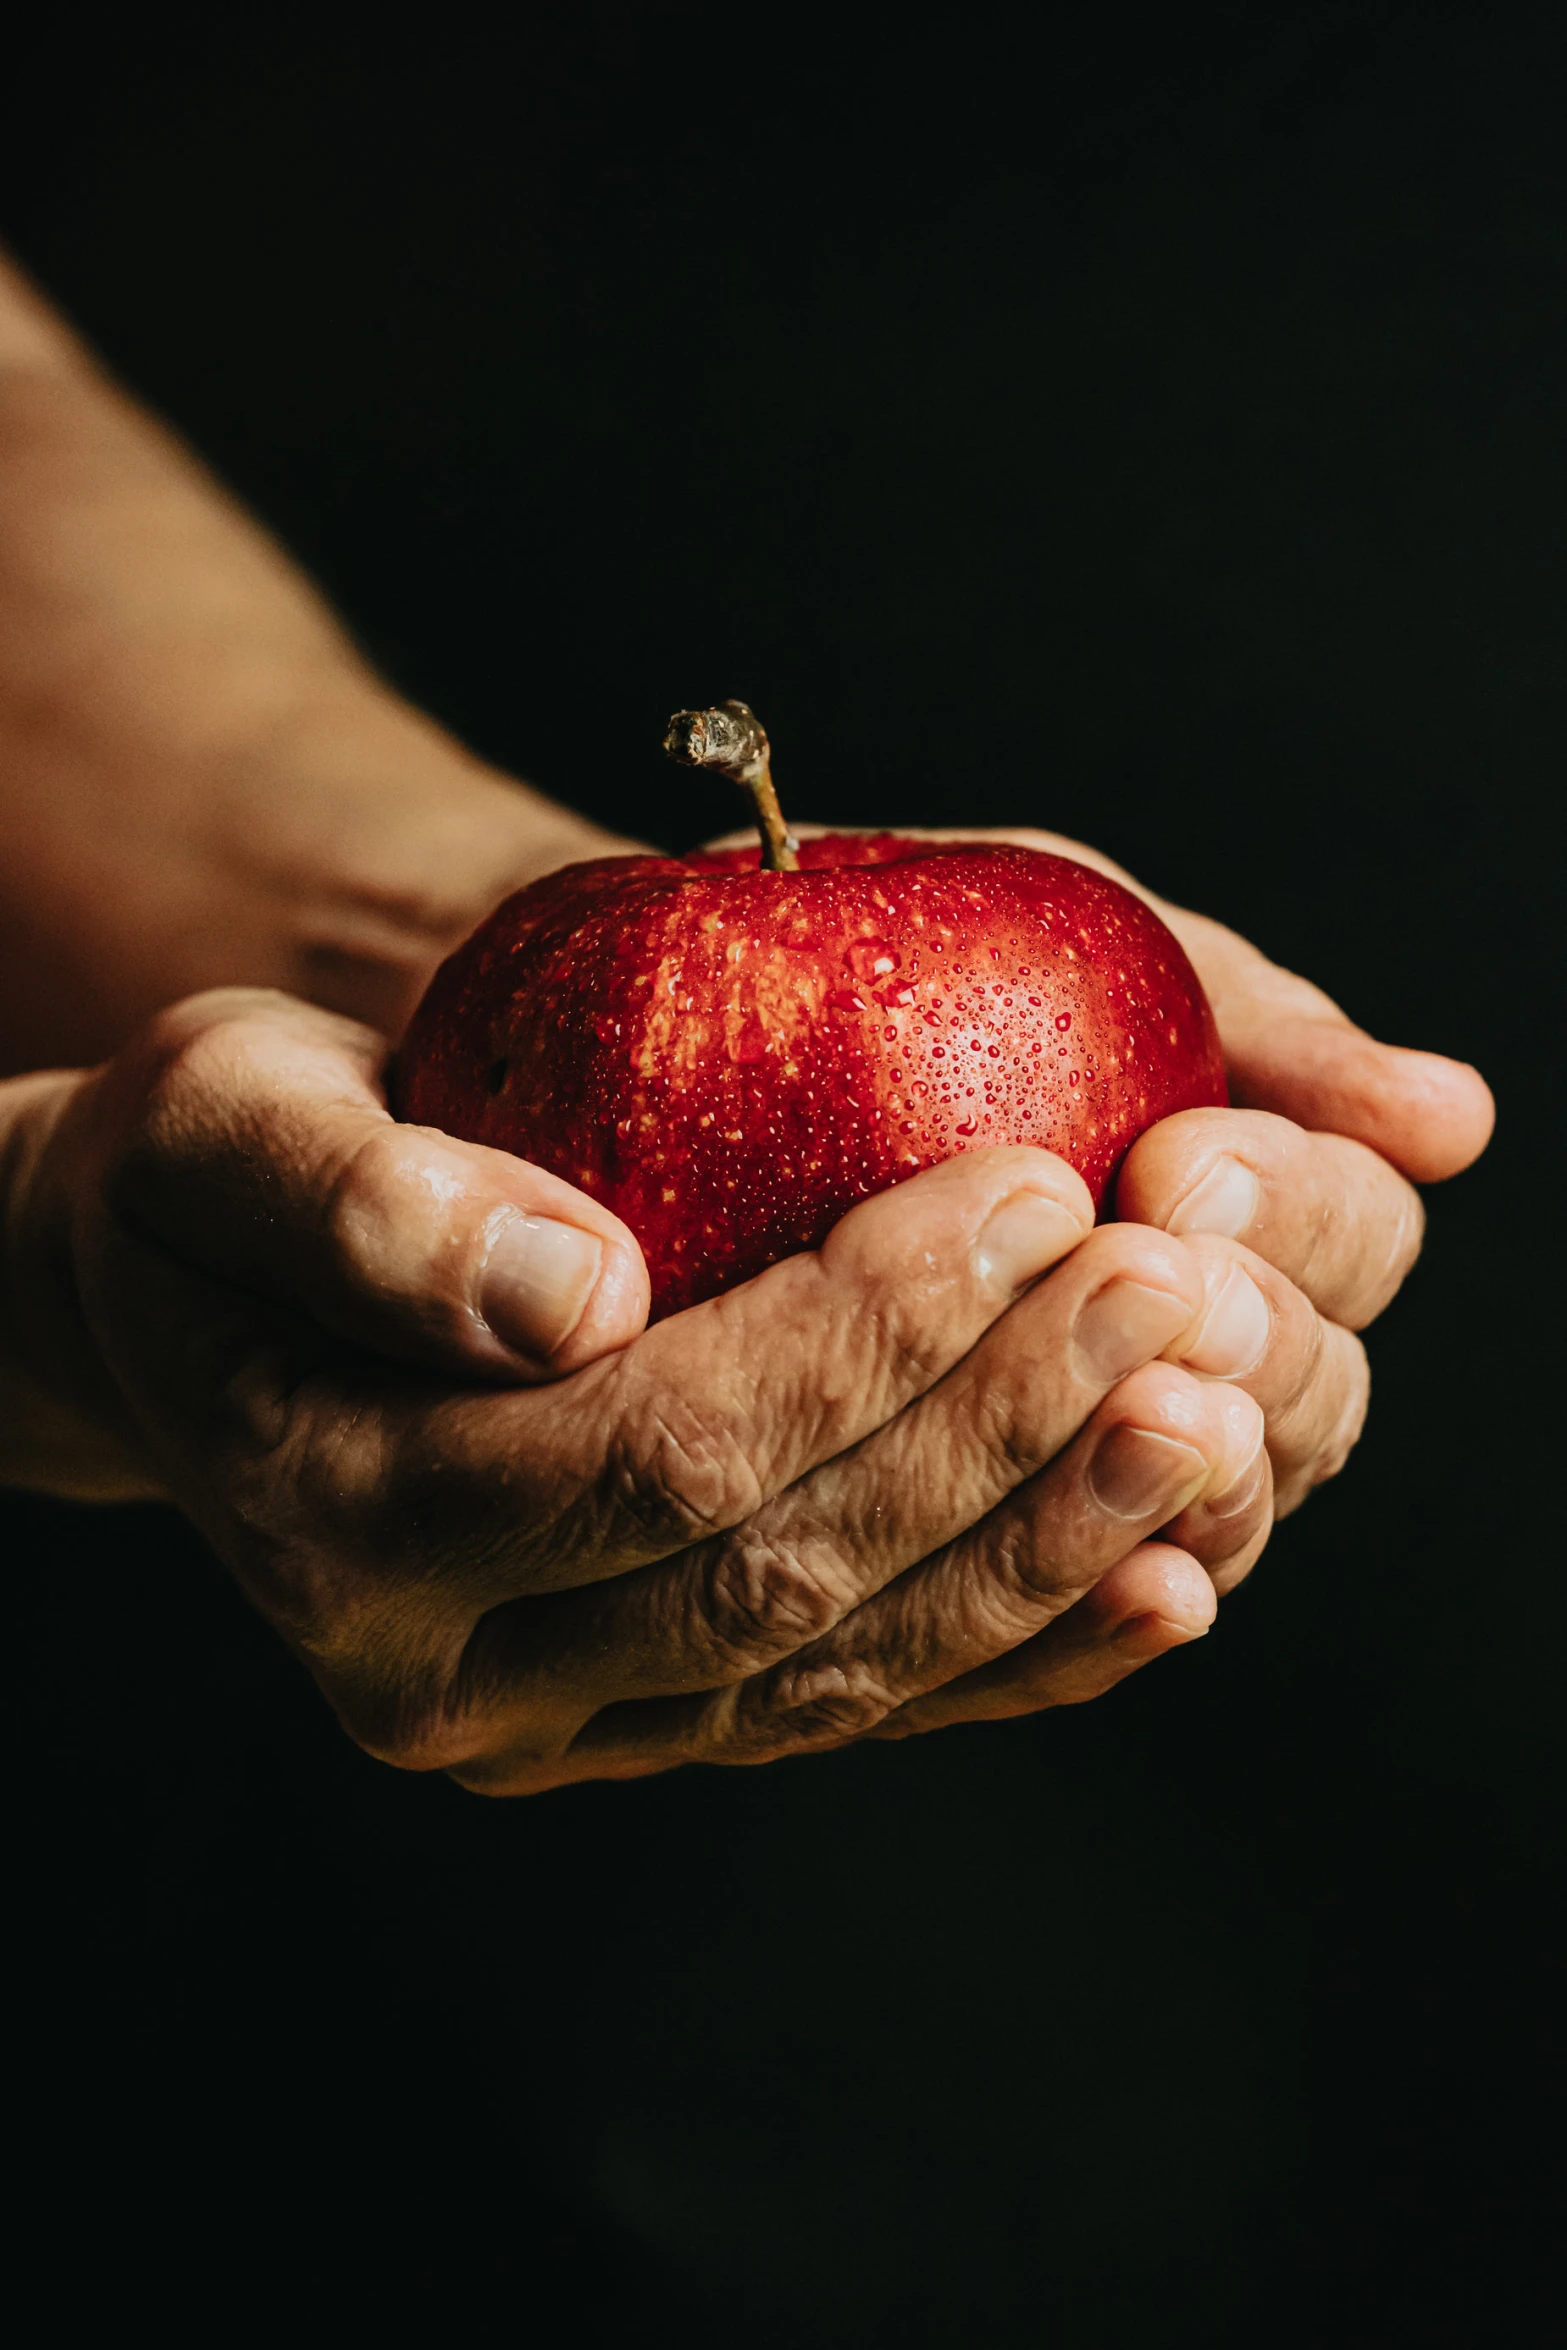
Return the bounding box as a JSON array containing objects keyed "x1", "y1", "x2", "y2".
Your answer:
[{"x1": 0, "y1": 247, "x2": 634, "y2": 1075}]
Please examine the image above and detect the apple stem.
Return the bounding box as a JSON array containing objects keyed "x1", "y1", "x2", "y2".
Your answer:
[{"x1": 662, "y1": 700, "x2": 800, "y2": 872}]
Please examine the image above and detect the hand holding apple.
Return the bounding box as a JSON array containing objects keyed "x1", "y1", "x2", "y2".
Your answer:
[{"x1": 2, "y1": 976, "x2": 1404, "y2": 1792}]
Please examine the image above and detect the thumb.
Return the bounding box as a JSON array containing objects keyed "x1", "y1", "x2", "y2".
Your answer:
[{"x1": 88, "y1": 988, "x2": 649, "y2": 1379}]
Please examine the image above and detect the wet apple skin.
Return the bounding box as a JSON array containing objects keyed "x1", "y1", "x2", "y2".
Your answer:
[{"x1": 396, "y1": 834, "x2": 1226, "y2": 1320}]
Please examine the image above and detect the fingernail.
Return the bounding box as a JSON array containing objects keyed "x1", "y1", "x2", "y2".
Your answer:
[
  {"x1": 1181, "y1": 1264, "x2": 1270, "y2": 1377},
  {"x1": 1113, "y1": 1611, "x2": 1210, "y2": 1657},
  {"x1": 1073, "y1": 1279, "x2": 1195, "y2": 1384},
  {"x1": 479, "y1": 1214, "x2": 602, "y2": 1358},
  {"x1": 1167, "y1": 1156, "x2": 1260, "y2": 1238},
  {"x1": 974, "y1": 1191, "x2": 1084, "y2": 1293},
  {"x1": 1088, "y1": 1426, "x2": 1208, "y2": 1520}
]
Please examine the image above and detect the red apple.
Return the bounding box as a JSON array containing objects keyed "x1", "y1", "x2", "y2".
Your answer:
[{"x1": 396, "y1": 829, "x2": 1226, "y2": 1320}]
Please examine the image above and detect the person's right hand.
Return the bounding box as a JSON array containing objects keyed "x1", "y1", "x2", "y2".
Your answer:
[{"x1": 1, "y1": 990, "x2": 1350, "y2": 1793}]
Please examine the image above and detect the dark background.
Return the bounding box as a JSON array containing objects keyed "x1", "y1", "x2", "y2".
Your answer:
[{"x1": 4, "y1": 4, "x2": 1561, "y2": 2341}]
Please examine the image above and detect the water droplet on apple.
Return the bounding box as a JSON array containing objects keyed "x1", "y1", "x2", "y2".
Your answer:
[
  {"x1": 955, "y1": 1116, "x2": 978, "y2": 1136},
  {"x1": 848, "y1": 937, "x2": 901, "y2": 980}
]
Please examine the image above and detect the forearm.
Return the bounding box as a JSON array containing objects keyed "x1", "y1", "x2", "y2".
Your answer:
[{"x1": 0, "y1": 253, "x2": 635, "y2": 1073}]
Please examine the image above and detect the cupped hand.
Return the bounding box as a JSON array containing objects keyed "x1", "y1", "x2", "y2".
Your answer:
[
  {"x1": 0, "y1": 988, "x2": 1353, "y2": 1793},
  {"x1": 735, "y1": 819, "x2": 1494, "y2": 1744}
]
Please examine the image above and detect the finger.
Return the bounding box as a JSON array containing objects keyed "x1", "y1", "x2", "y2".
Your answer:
[
  {"x1": 445, "y1": 1219, "x2": 1218, "y2": 1737},
  {"x1": 492, "y1": 1142, "x2": 1092, "y2": 1575},
  {"x1": 484, "y1": 1539, "x2": 1236, "y2": 1785},
  {"x1": 1223, "y1": 1017, "x2": 1494, "y2": 1184},
  {"x1": 1145, "y1": 1412, "x2": 1276, "y2": 1594},
  {"x1": 869, "y1": 1542, "x2": 1220, "y2": 1734},
  {"x1": 819, "y1": 1403, "x2": 1272, "y2": 1740},
  {"x1": 1163, "y1": 910, "x2": 1494, "y2": 1183},
  {"x1": 560, "y1": 1367, "x2": 1264, "y2": 1775},
  {"x1": 86, "y1": 987, "x2": 650, "y2": 1379},
  {"x1": 417, "y1": 1150, "x2": 1106, "y2": 1784},
  {"x1": 1116, "y1": 1106, "x2": 1426, "y2": 1328},
  {"x1": 1162, "y1": 1232, "x2": 1370, "y2": 1519}
]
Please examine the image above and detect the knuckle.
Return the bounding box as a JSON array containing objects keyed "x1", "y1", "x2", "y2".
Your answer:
[
  {"x1": 243, "y1": 1377, "x2": 403, "y2": 1538},
  {"x1": 1298, "y1": 1147, "x2": 1427, "y2": 1327},
  {"x1": 1271, "y1": 1327, "x2": 1370, "y2": 1514},
  {"x1": 103, "y1": 1004, "x2": 302, "y2": 1233},
  {"x1": 319, "y1": 1121, "x2": 441, "y2": 1271},
  {"x1": 798, "y1": 1265, "x2": 959, "y2": 1420},
  {"x1": 739, "y1": 1661, "x2": 899, "y2": 1751},
  {"x1": 700, "y1": 1532, "x2": 856, "y2": 1673},
  {"x1": 1293, "y1": 1188, "x2": 1345, "y2": 1304},
  {"x1": 1273, "y1": 1300, "x2": 1328, "y2": 1419},
  {"x1": 1365, "y1": 1181, "x2": 1425, "y2": 1316},
  {"x1": 968, "y1": 1373, "x2": 1058, "y2": 1484},
  {"x1": 139, "y1": 1008, "x2": 265, "y2": 1135},
  {"x1": 600, "y1": 1393, "x2": 767, "y2": 1554},
  {"x1": 989, "y1": 1519, "x2": 1077, "y2": 1606},
  {"x1": 1312, "y1": 1330, "x2": 1371, "y2": 1482},
  {"x1": 332, "y1": 1664, "x2": 482, "y2": 1776},
  {"x1": 110, "y1": 1015, "x2": 260, "y2": 1193},
  {"x1": 865, "y1": 1287, "x2": 953, "y2": 1391}
]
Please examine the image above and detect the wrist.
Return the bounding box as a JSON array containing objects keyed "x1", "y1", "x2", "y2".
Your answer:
[
  {"x1": 0, "y1": 1067, "x2": 165, "y2": 1500},
  {"x1": 223, "y1": 678, "x2": 647, "y2": 1040},
  {"x1": 0, "y1": 657, "x2": 646, "y2": 1069},
  {"x1": 0, "y1": 305, "x2": 646, "y2": 1063}
]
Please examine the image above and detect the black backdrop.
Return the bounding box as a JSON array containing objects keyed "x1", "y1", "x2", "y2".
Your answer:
[{"x1": 4, "y1": 6, "x2": 1560, "y2": 2342}]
